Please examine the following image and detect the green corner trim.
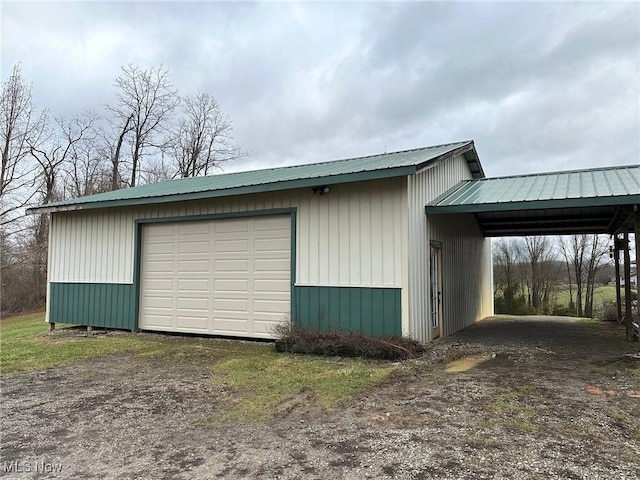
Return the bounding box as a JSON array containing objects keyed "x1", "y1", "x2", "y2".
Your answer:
[
  {"x1": 49, "y1": 283, "x2": 136, "y2": 330},
  {"x1": 293, "y1": 286, "x2": 401, "y2": 337}
]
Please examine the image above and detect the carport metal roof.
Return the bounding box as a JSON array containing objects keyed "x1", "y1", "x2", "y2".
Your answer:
[{"x1": 426, "y1": 165, "x2": 640, "y2": 236}]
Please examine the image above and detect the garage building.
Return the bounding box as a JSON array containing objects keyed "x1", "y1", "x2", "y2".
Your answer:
[{"x1": 29, "y1": 141, "x2": 494, "y2": 343}]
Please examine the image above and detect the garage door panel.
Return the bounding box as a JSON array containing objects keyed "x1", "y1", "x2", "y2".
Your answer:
[
  {"x1": 254, "y1": 237, "x2": 290, "y2": 251},
  {"x1": 214, "y1": 219, "x2": 250, "y2": 234},
  {"x1": 140, "y1": 214, "x2": 291, "y2": 338},
  {"x1": 176, "y1": 278, "x2": 209, "y2": 291},
  {"x1": 214, "y1": 239, "x2": 249, "y2": 253},
  {"x1": 254, "y1": 299, "x2": 290, "y2": 314},
  {"x1": 214, "y1": 279, "x2": 248, "y2": 292},
  {"x1": 178, "y1": 222, "x2": 210, "y2": 235},
  {"x1": 144, "y1": 278, "x2": 174, "y2": 291},
  {"x1": 254, "y1": 258, "x2": 290, "y2": 273},
  {"x1": 143, "y1": 314, "x2": 173, "y2": 327},
  {"x1": 214, "y1": 298, "x2": 249, "y2": 312},
  {"x1": 214, "y1": 319, "x2": 249, "y2": 334},
  {"x1": 176, "y1": 316, "x2": 208, "y2": 330},
  {"x1": 145, "y1": 260, "x2": 174, "y2": 273},
  {"x1": 178, "y1": 241, "x2": 210, "y2": 254},
  {"x1": 177, "y1": 297, "x2": 209, "y2": 310},
  {"x1": 143, "y1": 295, "x2": 173, "y2": 315},
  {"x1": 178, "y1": 259, "x2": 210, "y2": 272},
  {"x1": 254, "y1": 279, "x2": 289, "y2": 293},
  {"x1": 214, "y1": 259, "x2": 249, "y2": 272},
  {"x1": 254, "y1": 218, "x2": 289, "y2": 231},
  {"x1": 146, "y1": 242, "x2": 175, "y2": 255},
  {"x1": 252, "y1": 319, "x2": 285, "y2": 335},
  {"x1": 146, "y1": 224, "x2": 175, "y2": 237}
]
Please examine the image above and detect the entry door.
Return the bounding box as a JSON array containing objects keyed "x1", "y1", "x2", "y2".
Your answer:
[{"x1": 430, "y1": 246, "x2": 443, "y2": 339}]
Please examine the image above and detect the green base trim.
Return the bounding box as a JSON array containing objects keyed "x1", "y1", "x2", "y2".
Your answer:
[
  {"x1": 293, "y1": 286, "x2": 401, "y2": 337},
  {"x1": 49, "y1": 283, "x2": 136, "y2": 330}
]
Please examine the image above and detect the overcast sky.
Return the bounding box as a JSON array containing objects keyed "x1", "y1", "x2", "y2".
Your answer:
[{"x1": 2, "y1": 1, "x2": 639, "y2": 177}]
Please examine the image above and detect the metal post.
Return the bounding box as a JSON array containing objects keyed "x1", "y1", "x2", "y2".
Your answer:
[
  {"x1": 614, "y1": 235, "x2": 622, "y2": 324},
  {"x1": 635, "y1": 214, "x2": 640, "y2": 336},
  {"x1": 623, "y1": 232, "x2": 632, "y2": 341}
]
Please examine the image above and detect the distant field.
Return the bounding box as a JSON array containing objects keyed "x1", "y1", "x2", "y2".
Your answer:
[{"x1": 554, "y1": 285, "x2": 635, "y2": 310}]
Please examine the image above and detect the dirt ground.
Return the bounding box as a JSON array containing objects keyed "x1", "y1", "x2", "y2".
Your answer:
[{"x1": 2, "y1": 316, "x2": 640, "y2": 479}]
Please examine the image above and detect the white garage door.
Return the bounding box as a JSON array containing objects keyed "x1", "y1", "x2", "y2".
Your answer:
[{"x1": 139, "y1": 214, "x2": 291, "y2": 339}]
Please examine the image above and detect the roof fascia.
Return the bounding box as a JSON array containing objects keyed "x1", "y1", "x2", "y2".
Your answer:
[{"x1": 414, "y1": 142, "x2": 485, "y2": 179}]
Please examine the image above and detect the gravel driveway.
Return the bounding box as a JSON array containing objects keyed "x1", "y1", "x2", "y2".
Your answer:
[{"x1": 2, "y1": 316, "x2": 640, "y2": 479}]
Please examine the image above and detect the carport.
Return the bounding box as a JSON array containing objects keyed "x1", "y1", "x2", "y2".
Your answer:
[{"x1": 426, "y1": 165, "x2": 640, "y2": 340}]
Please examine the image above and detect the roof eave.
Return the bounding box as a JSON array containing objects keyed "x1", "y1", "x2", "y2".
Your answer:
[
  {"x1": 425, "y1": 195, "x2": 640, "y2": 215},
  {"x1": 28, "y1": 165, "x2": 417, "y2": 215}
]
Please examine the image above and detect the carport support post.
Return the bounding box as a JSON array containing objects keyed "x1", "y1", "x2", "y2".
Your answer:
[
  {"x1": 623, "y1": 232, "x2": 632, "y2": 341},
  {"x1": 635, "y1": 213, "x2": 640, "y2": 325},
  {"x1": 614, "y1": 235, "x2": 622, "y2": 324}
]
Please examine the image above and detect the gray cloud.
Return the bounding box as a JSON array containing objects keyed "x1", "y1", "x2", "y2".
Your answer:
[{"x1": 1, "y1": 1, "x2": 638, "y2": 177}]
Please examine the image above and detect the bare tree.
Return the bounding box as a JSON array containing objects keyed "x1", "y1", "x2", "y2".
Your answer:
[
  {"x1": 59, "y1": 112, "x2": 110, "y2": 198},
  {"x1": 165, "y1": 93, "x2": 243, "y2": 178},
  {"x1": 559, "y1": 235, "x2": 609, "y2": 317},
  {"x1": 584, "y1": 235, "x2": 609, "y2": 317},
  {"x1": 557, "y1": 235, "x2": 610, "y2": 317},
  {"x1": 0, "y1": 64, "x2": 46, "y2": 229},
  {"x1": 522, "y1": 236, "x2": 561, "y2": 314},
  {"x1": 140, "y1": 154, "x2": 174, "y2": 184},
  {"x1": 106, "y1": 65, "x2": 179, "y2": 187},
  {"x1": 493, "y1": 238, "x2": 525, "y2": 313},
  {"x1": 29, "y1": 112, "x2": 98, "y2": 204}
]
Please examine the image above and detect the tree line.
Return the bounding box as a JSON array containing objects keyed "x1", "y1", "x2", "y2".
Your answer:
[
  {"x1": 1, "y1": 63, "x2": 244, "y2": 314},
  {"x1": 493, "y1": 235, "x2": 613, "y2": 318}
]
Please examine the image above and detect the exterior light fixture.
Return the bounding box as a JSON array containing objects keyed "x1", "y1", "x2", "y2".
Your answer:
[{"x1": 312, "y1": 186, "x2": 330, "y2": 195}]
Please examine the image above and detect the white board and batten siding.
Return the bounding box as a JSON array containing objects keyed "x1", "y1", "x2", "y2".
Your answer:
[
  {"x1": 408, "y1": 154, "x2": 494, "y2": 343},
  {"x1": 47, "y1": 178, "x2": 407, "y2": 331},
  {"x1": 49, "y1": 210, "x2": 135, "y2": 283}
]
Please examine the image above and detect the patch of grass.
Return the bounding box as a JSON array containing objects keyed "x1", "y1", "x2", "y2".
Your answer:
[
  {"x1": 555, "y1": 285, "x2": 636, "y2": 312},
  {"x1": 1, "y1": 313, "x2": 169, "y2": 374},
  {"x1": 608, "y1": 411, "x2": 627, "y2": 423},
  {"x1": 575, "y1": 317, "x2": 599, "y2": 324},
  {"x1": 2, "y1": 312, "x2": 396, "y2": 424},
  {"x1": 206, "y1": 347, "x2": 395, "y2": 423},
  {"x1": 592, "y1": 356, "x2": 640, "y2": 379},
  {"x1": 633, "y1": 430, "x2": 640, "y2": 443},
  {"x1": 488, "y1": 385, "x2": 539, "y2": 433}
]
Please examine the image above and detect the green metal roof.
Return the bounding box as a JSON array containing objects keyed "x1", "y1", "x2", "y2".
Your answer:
[
  {"x1": 29, "y1": 140, "x2": 481, "y2": 213},
  {"x1": 427, "y1": 165, "x2": 640, "y2": 213},
  {"x1": 426, "y1": 165, "x2": 640, "y2": 236}
]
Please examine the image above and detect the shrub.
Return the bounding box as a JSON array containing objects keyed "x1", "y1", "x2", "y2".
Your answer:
[
  {"x1": 552, "y1": 304, "x2": 572, "y2": 316},
  {"x1": 494, "y1": 293, "x2": 534, "y2": 315},
  {"x1": 273, "y1": 322, "x2": 425, "y2": 361},
  {"x1": 594, "y1": 301, "x2": 618, "y2": 322}
]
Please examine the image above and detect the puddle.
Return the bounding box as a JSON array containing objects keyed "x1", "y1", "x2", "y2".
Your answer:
[
  {"x1": 445, "y1": 353, "x2": 512, "y2": 372},
  {"x1": 445, "y1": 355, "x2": 493, "y2": 372}
]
